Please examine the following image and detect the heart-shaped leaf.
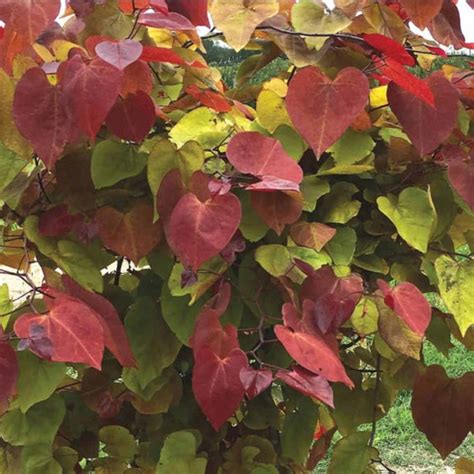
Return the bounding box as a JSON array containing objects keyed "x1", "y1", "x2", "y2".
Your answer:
[
  {"x1": 286, "y1": 66, "x2": 369, "y2": 158},
  {"x1": 167, "y1": 0, "x2": 210, "y2": 27},
  {"x1": 95, "y1": 40, "x2": 143, "y2": 71},
  {"x1": 96, "y1": 201, "x2": 161, "y2": 264},
  {"x1": 447, "y1": 157, "x2": 474, "y2": 211},
  {"x1": 387, "y1": 73, "x2": 459, "y2": 156},
  {"x1": 167, "y1": 190, "x2": 241, "y2": 270},
  {"x1": 399, "y1": 0, "x2": 443, "y2": 29},
  {"x1": 239, "y1": 367, "x2": 273, "y2": 400}
]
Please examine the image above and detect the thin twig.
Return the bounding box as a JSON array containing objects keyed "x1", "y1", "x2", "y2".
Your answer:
[{"x1": 369, "y1": 354, "x2": 382, "y2": 447}]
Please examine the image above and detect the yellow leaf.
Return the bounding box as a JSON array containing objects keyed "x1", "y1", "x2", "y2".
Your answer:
[
  {"x1": 51, "y1": 40, "x2": 84, "y2": 61},
  {"x1": 256, "y1": 89, "x2": 291, "y2": 133},
  {"x1": 370, "y1": 85, "x2": 388, "y2": 108}
]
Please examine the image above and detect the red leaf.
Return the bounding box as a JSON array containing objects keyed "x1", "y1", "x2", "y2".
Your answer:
[
  {"x1": 185, "y1": 84, "x2": 232, "y2": 112},
  {"x1": 239, "y1": 367, "x2": 273, "y2": 400},
  {"x1": 140, "y1": 46, "x2": 205, "y2": 68},
  {"x1": 251, "y1": 190, "x2": 303, "y2": 235},
  {"x1": 412, "y1": 365, "x2": 474, "y2": 458},
  {"x1": 274, "y1": 323, "x2": 353, "y2": 387},
  {"x1": 0, "y1": 0, "x2": 61, "y2": 44},
  {"x1": 96, "y1": 202, "x2": 161, "y2": 264},
  {"x1": 387, "y1": 73, "x2": 459, "y2": 156},
  {"x1": 95, "y1": 39, "x2": 143, "y2": 71},
  {"x1": 14, "y1": 293, "x2": 105, "y2": 369},
  {"x1": 286, "y1": 66, "x2": 369, "y2": 158},
  {"x1": 167, "y1": 0, "x2": 210, "y2": 27},
  {"x1": 289, "y1": 222, "x2": 336, "y2": 252},
  {"x1": 13, "y1": 67, "x2": 71, "y2": 169},
  {"x1": 58, "y1": 56, "x2": 122, "y2": 139},
  {"x1": 227, "y1": 132, "x2": 303, "y2": 185},
  {"x1": 118, "y1": 0, "x2": 159, "y2": 14},
  {"x1": 363, "y1": 33, "x2": 415, "y2": 66},
  {"x1": 106, "y1": 92, "x2": 156, "y2": 142},
  {"x1": 38, "y1": 205, "x2": 84, "y2": 238},
  {"x1": 192, "y1": 347, "x2": 248, "y2": 430},
  {"x1": 447, "y1": 156, "x2": 474, "y2": 211},
  {"x1": 121, "y1": 60, "x2": 153, "y2": 97},
  {"x1": 62, "y1": 275, "x2": 135, "y2": 367},
  {"x1": 167, "y1": 190, "x2": 241, "y2": 271},
  {"x1": 399, "y1": 0, "x2": 443, "y2": 29},
  {"x1": 428, "y1": 0, "x2": 465, "y2": 49},
  {"x1": 0, "y1": 340, "x2": 18, "y2": 413},
  {"x1": 156, "y1": 169, "x2": 186, "y2": 224},
  {"x1": 377, "y1": 279, "x2": 432, "y2": 336},
  {"x1": 246, "y1": 176, "x2": 300, "y2": 192},
  {"x1": 276, "y1": 366, "x2": 334, "y2": 407},
  {"x1": 138, "y1": 11, "x2": 196, "y2": 30},
  {"x1": 190, "y1": 308, "x2": 239, "y2": 359},
  {"x1": 375, "y1": 57, "x2": 435, "y2": 106}
]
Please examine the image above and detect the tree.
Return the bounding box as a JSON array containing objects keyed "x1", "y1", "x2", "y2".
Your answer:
[{"x1": 0, "y1": 0, "x2": 473, "y2": 472}]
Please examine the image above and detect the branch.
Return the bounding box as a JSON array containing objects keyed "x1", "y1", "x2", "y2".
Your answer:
[{"x1": 369, "y1": 354, "x2": 382, "y2": 447}]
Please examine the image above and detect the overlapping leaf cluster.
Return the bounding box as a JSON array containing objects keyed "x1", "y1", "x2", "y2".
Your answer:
[{"x1": 0, "y1": 0, "x2": 473, "y2": 472}]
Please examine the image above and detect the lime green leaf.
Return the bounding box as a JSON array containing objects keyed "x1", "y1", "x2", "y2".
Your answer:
[
  {"x1": 325, "y1": 227, "x2": 356, "y2": 266},
  {"x1": 350, "y1": 297, "x2": 379, "y2": 336},
  {"x1": 21, "y1": 444, "x2": 62, "y2": 474},
  {"x1": 255, "y1": 245, "x2": 293, "y2": 277},
  {"x1": 0, "y1": 284, "x2": 12, "y2": 329},
  {"x1": 13, "y1": 351, "x2": 67, "y2": 413},
  {"x1": 301, "y1": 175, "x2": 330, "y2": 212},
  {"x1": 0, "y1": 395, "x2": 65, "y2": 446},
  {"x1": 377, "y1": 187, "x2": 436, "y2": 253},
  {"x1": 328, "y1": 129, "x2": 376, "y2": 165},
  {"x1": 256, "y1": 90, "x2": 291, "y2": 133},
  {"x1": 273, "y1": 125, "x2": 307, "y2": 161},
  {"x1": 435, "y1": 256, "x2": 474, "y2": 336},
  {"x1": 328, "y1": 431, "x2": 378, "y2": 474},
  {"x1": 99, "y1": 426, "x2": 137, "y2": 462},
  {"x1": 319, "y1": 182, "x2": 361, "y2": 224},
  {"x1": 91, "y1": 140, "x2": 147, "y2": 189}
]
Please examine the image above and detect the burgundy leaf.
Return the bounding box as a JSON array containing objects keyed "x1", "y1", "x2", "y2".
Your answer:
[
  {"x1": 239, "y1": 367, "x2": 273, "y2": 400},
  {"x1": 95, "y1": 39, "x2": 143, "y2": 71}
]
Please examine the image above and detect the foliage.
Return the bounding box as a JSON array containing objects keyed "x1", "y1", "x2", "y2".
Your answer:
[{"x1": 0, "y1": 0, "x2": 473, "y2": 472}]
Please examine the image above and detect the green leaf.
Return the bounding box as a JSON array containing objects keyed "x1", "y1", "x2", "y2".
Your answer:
[
  {"x1": 156, "y1": 431, "x2": 207, "y2": 474},
  {"x1": 91, "y1": 140, "x2": 147, "y2": 189},
  {"x1": 327, "y1": 431, "x2": 378, "y2": 474},
  {"x1": 325, "y1": 227, "x2": 357, "y2": 266},
  {"x1": 301, "y1": 175, "x2": 330, "y2": 212},
  {"x1": 123, "y1": 297, "x2": 182, "y2": 397},
  {"x1": 21, "y1": 445, "x2": 62, "y2": 474},
  {"x1": 377, "y1": 187, "x2": 436, "y2": 253},
  {"x1": 239, "y1": 192, "x2": 269, "y2": 242},
  {"x1": 350, "y1": 297, "x2": 379, "y2": 336},
  {"x1": 0, "y1": 283, "x2": 12, "y2": 329},
  {"x1": 255, "y1": 245, "x2": 293, "y2": 277},
  {"x1": 99, "y1": 426, "x2": 137, "y2": 462},
  {"x1": 13, "y1": 351, "x2": 67, "y2": 413},
  {"x1": 328, "y1": 129, "x2": 376, "y2": 165},
  {"x1": 273, "y1": 125, "x2": 306, "y2": 161},
  {"x1": 0, "y1": 144, "x2": 28, "y2": 194},
  {"x1": 53, "y1": 447, "x2": 79, "y2": 474},
  {"x1": 435, "y1": 256, "x2": 474, "y2": 336},
  {"x1": 281, "y1": 397, "x2": 318, "y2": 465},
  {"x1": 0, "y1": 395, "x2": 65, "y2": 446},
  {"x1": 319, "y1": 182, "x2": 361, "y2": 224}
]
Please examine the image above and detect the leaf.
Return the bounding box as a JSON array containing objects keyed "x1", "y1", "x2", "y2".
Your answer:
[
  {"x1": 428, "y1": 0, "x2": 465, "y2": 48},
  {"x1": 377, "y1": 187, "x2": 436, "y2": 253},
  {"x1": 0, "y1": 0, "x2": 61, "y2": 44},
  {"x1": 157, "y1": 431, "x2": 207, "y2": 474},
  {"x1": 239, "y1": 367, "x2": 273, "y2": 400},
  {"x1": 0, "y1": 395, "x2": 65, "y2": 446},
  {"x1": 62, "y1": 275, "x2": 135, "y2": 367},
  {"x1": 286, "y1": 66, "x2": 369, "y2": 158},
  {"x1": 138, "y1": 10, "x2": 196, "y2": 31},
  {"x1": 14, "y1": 291, "x2": 105, "y2": 370},
  {"x1": 95, "y1": 39, "x2": 143, "y2": 70},
  {"x1": 301, "y1": 175, "x2": 330, "y2": 212},
  {"x1": 276, "y1": 366, "x2": 334, "y2": 407},
  {"x1": 363, "y1": 2, "x2": 407, "y2": 42},
  {"x1": 318, "y1": 182, "x2": 361, "y2": 224},
  {"x1": 38, "y1": 205, "x2": 83, "y2": 238},
  {"x1": 289, "y1": 222, "x2": 336, "y2": 252},
  {"x1": 387, "y1": 74, "x2": 459, "y2": 156},
  {"x1": 0, "y1": 69, "x2": 31, "y2": 158},
  {"x1": 99, "y1": 426, "x2": 137, "y2": 462},
  {"x1": 275, "y1": 323, "x2": 353, "y2": 386},
  {"x1": 123, "y1": 298, "x2": 181, "y2": 397},
  {"x1": 399, "y1": 0, "x2": 443, "y2": 29},
  {"x1": 412, "y1": 365, "x2": 474, "y2": 458},
  {"x1": 256, "y1": 90, "x2": 291, "y2": 133},
  {"x1": 141, "y1": 46, "x2": 204, "y2": 68},
  {"x1": 377, "y1": 280, "x2": 431, "y2": 336},
  {"x1": 91, "y1": 140, "x2": 147, "y2": 189},
  {"x1": 327, "y1": 431, "x2": 378, "y2": 474},
  {"x1": 192, "y1": 347, "x2": 248, "y2": 430},
  {"x1": 14, "y1": 351, "x2": 66, "y2": 413},
  {"x1": 448, "y1": 157, "x2": 474, "y2": 212},
  {"x1": 435, "y1": 256, "x2": 474, "y2": 336},
  {"x1": 255, "y1": 244, "x2": 293, "y2": 277},
  {"x1": 167, "y1": 0, "x2": 210, "y2": 27},
  {"x1": 350, "y1": 298, "x2": 379, "y2": 336},
  {"x1": 325, "y1": 227, "x2": 357, "y2": 266},
  {"x1": 281, "y1": 396, "x2": 319, "y2": 465},
  {"x1": 59, "y1": 56, "x2": 122, "y2": 139},
  {"x1": 96, "y1": 202, "x2": 161, "y2": 264},
  {"x1": 186, "y1": 85, "x2": 232, "y2": 112},
  {"x1": 251, "y1": 190, "x2": 303, "y2": 235},
  {"x1": 21, "y1": 444, "x2": 62, "y2": 474},
  {"x1": 456, "y1": 457, "x2": 474, "y2": 474},
  {"x1": 167, "y1": 190, "x2": 241, "y2": 271},
  {"x1": 0, "y1": 340, "x2": 17, "y2": 413},
  {"x1": 13, "y1": 67, "x2": 70, "y2": 169},
  {"x1": 209, "y1": 0, "x2": 279, "y2": 51},
  {"x1": 328, "y1": 129, "x2": 376, "y2": 166},
  {"x1": 291, "y1": 0, "x2": 351, "y2": 50},
  {"x1": 227, "y1": 131, "x2": 303, "y2": 185},
  {"x1": 105, "y1": 92, "x2": 156, "y2": 143},
  {"x1": 363, "y1": 33, "x2": 415, "y2": 66}
]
